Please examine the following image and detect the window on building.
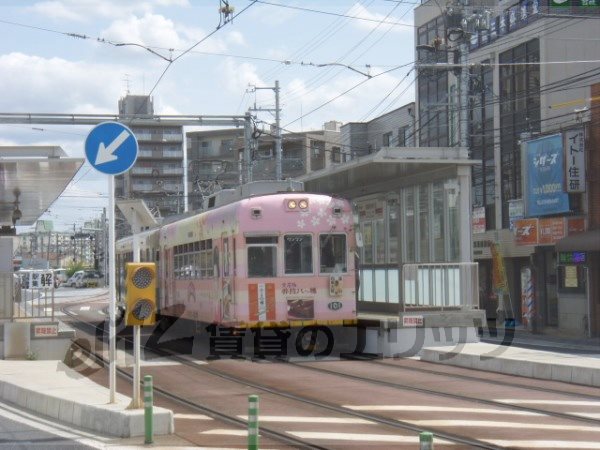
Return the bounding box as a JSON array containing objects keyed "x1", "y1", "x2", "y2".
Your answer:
[
  {"x1": 383, "y1": 132, "x2": 393, "y2": 147},
  {"x1": 397, "y1": 126, "x2": 409, "y2": 147},
  {"x1": 331, "y1": 146, "x2": 342, "y2": 163},
  {"x1": 499, "y1": 39, "x2": 540, "y2": 228}
]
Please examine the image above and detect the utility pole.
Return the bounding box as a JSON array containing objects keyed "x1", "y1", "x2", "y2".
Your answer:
[{"x1": 247, "y1": 80, "x2": 283, "y2": 180}]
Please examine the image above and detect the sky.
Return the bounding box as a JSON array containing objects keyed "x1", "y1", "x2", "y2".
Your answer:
[{"x1": 0, "y1": 0, "x2": 421, "y2": 232}]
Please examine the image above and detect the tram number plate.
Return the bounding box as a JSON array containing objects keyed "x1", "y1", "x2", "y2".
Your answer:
[{"x1": 402, "y1": 315, "x2": 424, "y2": 327}]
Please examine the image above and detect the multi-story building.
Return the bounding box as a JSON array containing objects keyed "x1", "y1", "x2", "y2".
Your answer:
[
  {"x1": 341, "y1": 104, "x2": 416, "y2": 157},
  {"x1": 186, "y1": 121, "x2": 343, "y2": 210},
  {"x1": 414, "y1": 0, "x2": 600, "y2": 336},
  {"x1": 115, "y1": 95, "x2": 185, "y2": 221}
]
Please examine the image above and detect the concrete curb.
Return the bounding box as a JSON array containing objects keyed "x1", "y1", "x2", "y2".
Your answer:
[
  {"x1": 0, "y1": 361, "x2": 173, "y2": 438},
  {"x1": 421, "y1": 344, "x2": 600, "y2": 387}
]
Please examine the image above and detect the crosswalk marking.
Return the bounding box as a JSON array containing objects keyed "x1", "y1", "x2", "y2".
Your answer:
[
  {"x1": 237, "y1": 415, "x2": 374, "y2": 424},
  {"x1": 200, "y1": 429, "x2": 258, "y2": 436},
  {"x1": 496, "y1": 399, "x2": 600, "y2": 406},
  {"x1": 174, "y1": 413, "x2": 212, "y2": 420},
  {"x1": 483, "y1": 440, "x2": 600, "y2": 449},
  {"x1": 286, "y1": 432, "x2": 452, "y2": 444},
  {"x1": 343, "y1": 405, "x2": 541, "y2": 416},
  {"x1": 406, "y1": 420, "x2": 600, "y2": 433}
]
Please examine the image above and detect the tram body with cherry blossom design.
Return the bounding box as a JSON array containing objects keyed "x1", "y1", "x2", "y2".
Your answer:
[{"x1": 115, "y1": 187, "x2": 358, "y2": 331}]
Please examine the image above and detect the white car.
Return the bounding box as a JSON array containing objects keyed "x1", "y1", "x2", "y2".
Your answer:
[{"x1": 64, "y1": 271, "x2": 84, "y2": 287}]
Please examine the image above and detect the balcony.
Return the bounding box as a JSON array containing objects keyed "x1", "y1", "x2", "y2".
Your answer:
[
  {"x1": 135, "y1": 132, "x2": 183, "y2": 143},
  {"x1": 130, "y1": 167, "x2": 183, "y2": 176},
  {"x1": 137, "y1": 150, "x2": 183, "y2": 159}
]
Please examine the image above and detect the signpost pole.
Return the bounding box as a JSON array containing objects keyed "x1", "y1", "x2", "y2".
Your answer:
[
  {"x1": 132, "y1": 211, "x2": 141, "y2": 409},
  {"x1": 108, "y1": 175, "x2": 117, "y2": 403}
]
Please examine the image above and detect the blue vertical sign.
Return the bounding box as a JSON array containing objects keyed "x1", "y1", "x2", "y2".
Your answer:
[{"x1": 524, "y1": 134, "x2": 569, "y2": 217}]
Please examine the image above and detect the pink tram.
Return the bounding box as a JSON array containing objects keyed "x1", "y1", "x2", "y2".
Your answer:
[{"x1": 116, "y1": 182, "x2": 358, "y2": 331}]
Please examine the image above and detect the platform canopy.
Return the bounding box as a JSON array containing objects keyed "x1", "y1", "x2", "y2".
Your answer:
[
  {"x1": 297, "y1": 147, "x2": 477, "y2": 198},
  {"x1": 0, "y1": 146, "x2": 84, "y2": 227}
]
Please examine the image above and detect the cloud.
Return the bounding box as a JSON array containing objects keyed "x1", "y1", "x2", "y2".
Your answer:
[
  {"x1": 348, "y1": 2, "x2": 413, "y2": 33},
  {"x1": 217, "y1": 58, "x2": 265, "y2": 95},
  {"x1": 25, "y1": 0, "x2": 189, "y2": 22},
  {"x1": 0, "y1": 52, "x2": 132, "y2": 114},
  {"x1": 100, "y1": 13, "x2": 228, "y2": 57}
]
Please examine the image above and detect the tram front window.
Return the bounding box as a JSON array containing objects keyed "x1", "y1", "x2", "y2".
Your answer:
[
  {"x1": 320, "y1": 234, "x2": 347, "y2": 273},
  {"x1": 247, "y1": 236, "x2": 278, "y2": 278},
  {"x1": 285, "y1": 234, "x2": 312, "y2": 274}
]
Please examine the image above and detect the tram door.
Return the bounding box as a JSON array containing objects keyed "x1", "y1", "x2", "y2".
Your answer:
[{"x1": 220, "y1": 235, "x2": 234, "y2": 321}]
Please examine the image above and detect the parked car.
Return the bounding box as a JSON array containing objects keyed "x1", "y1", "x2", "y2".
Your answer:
[
  {"x1": 54, "y1": 268, "x2": 68, "y2": 287},
  {"x1": 76, "y1": 270, "x2": 104, "y2": 288},
  {"x1": 64, "y1": 271, "x2": 84, "y2": 287}
]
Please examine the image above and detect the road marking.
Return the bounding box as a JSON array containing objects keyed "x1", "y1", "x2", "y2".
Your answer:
[
  {"x1": 496, "y1": 399, "x2": 600, "y2": 406},
  {"x1": 80, "y1": 306, "x2": 90, "y2": 311},
  {"x1": 572, "y1": 412, "x2": 600, "y2": 419},
  {"x1": 406, "y1": 420, "x2": 600, "y2": 432},
  {"x1": 97, "y1": 310, "x2": 105, "y2": 315},
  {"x1": 484, "y1": 440, "x2": 600, "y2": 449},
  {"x1": 237, "y1": 415, "x2": 375, "y2": 424},
  {"x1": 343, "y1": 405, "x2": 541, "y2": 416},
  {"x1": 286, "y1": 432, "x2": 449, "y2": 444},
  {"x1": 174, "y1": 413, "x2": 212, "y2": 420},
  {"x1": 200, "y1": 429, "x2": 259, "y2": 437}
]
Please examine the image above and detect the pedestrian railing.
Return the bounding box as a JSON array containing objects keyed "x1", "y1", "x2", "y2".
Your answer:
[{"x1": 402, "y1": 262, "x2": 479, "y2": 311}]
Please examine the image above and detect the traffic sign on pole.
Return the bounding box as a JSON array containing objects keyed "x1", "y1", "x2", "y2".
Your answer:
[
  {"x1": 85, "y1": 121, "x2": 138, "y2": 175},
  {"x1": 85, "y1": 121, "x2": 137, "y2": 404}
]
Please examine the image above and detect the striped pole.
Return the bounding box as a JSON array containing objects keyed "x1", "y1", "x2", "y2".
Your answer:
[
  {"x1": 248, "y1": 394, "x2": 259, "y2": 450},
  {"x1": 144, "y1": 375, "x2": 153, "y2": 444},
  {"x1": 419, "y1": 431, "x2": 433, "y2": 449}
]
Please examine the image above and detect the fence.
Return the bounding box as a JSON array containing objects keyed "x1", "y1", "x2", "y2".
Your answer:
[
  {"x1": 11, "y1": 270, "x2": 56, "y2": 320},
  {"x1": 402, "y1": 262, "x2": 479, "y2": 311}
]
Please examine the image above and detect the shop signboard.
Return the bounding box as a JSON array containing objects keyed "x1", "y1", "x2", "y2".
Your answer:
[
  {"x1": 567, "y1": 217, "x2": 586, "y2": 234},
  {"x1": 472, "y1": 206, "x2": 486, "y2": 234},
  {"x1": 558, "y1": 252, "x2": 586, "y2": 264},
  {"x1": 538, "y1": 217, "x2": 566, "y2": 245},
  {"x1": 523, "y1": 134, "x2": 570, "y2": 217},
  {"x1": 514, "y1": 218, "x2": 538, "y2": 245},
  {"x1": 508, "y1": 199, "x2": 524, "y2": 232},
  {"x1": 564, "y1": 129, "x2": 585, "y2": 193}
]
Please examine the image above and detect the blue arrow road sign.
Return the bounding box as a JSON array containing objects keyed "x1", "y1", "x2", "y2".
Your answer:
[{"x1": 85, "y1": 121, "x2": 138, "y2": 175}]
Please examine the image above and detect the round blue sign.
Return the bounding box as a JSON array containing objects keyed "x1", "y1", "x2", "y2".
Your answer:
[{"x1": 85, "y1": 121, "x2": 138, "y2": 175}]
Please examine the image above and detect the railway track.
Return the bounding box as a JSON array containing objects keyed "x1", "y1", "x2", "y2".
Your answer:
[
  {"x1": 62, "y1": 305, "x2": 500, "y2": 449},
  {"x1": 63, "y1": 303, "x2": 600, "y2": 449}
]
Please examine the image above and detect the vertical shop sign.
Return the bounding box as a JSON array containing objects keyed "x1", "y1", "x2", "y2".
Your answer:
[
  {"x1": 564, "y1": 129, "x2": 585, "y2": 193},
  {"x1": 514, "y1": 218, "x2": 539, "y2": 245},
  {"x1": 520, "y1": 267, "x2": 535, "y2": 330},
  {"x1": 508, "y1": 199, "x2": 524, "y2": 232},
  {"x1": 523, "y1": 134, "x2": 570, "y2": 216},
  {"x1": 472, "y1": 206, "x2": 486, "y2": 234}
]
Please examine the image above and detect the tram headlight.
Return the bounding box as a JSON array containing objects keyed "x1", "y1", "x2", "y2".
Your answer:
[
  {"x1": 298, "y1": 199, "x2": 309, "y2": 210},
  {"x1": 287, "y1": 200, "x2": 297, "y2": 210}
]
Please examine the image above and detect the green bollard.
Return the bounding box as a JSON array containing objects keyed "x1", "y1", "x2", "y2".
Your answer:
[
  {"x1": 248, "y1": 394, "x2": 259, "y2": 450},
  {"x1": 144, "y1": 375, "x2": 153, "y2": 444},
  {"x1": 419, "y1": 431, "x2": 433, "y2": 449}
]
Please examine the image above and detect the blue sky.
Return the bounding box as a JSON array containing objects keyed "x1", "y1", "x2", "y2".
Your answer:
[{"x1": 1, "y1": 0, "x2": 418, "y2": 231}]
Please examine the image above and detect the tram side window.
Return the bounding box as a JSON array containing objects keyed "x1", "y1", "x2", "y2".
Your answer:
[
  {"x1": 284, "y1": 234, "x2": 312, "y2": 274},
  {"x1": 173, "y1": 240, "x2": 213, "y2": 279},
  {"x1": 320, "y1": 234, "x2": 347, "y2": 273},
  {"x1": 247, "y1": 236, "x2": 277, "y2": 278}
]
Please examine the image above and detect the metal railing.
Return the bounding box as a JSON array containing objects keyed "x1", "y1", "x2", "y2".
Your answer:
[
  {"x1": 10, "y1": 270, "x2": 56, "y2": 320},
  {"x1": 402, "y1": 262, "x2": 479, "y2": 311}
]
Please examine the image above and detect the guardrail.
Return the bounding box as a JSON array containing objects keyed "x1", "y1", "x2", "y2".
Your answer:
[{"x1": 402, "y1": 262, "x2": 479, "y2": 311}]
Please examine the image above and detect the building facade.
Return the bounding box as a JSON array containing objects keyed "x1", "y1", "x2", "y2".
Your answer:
[
  {"x1": 186, "y1": 121, "x2": 343, "y2": 211},
  {"x1": 115, "y1": 95, "x2": 185, "y2": 221},
  {"x1": 415, "y1": 0, "x2": 600, "y2": 336}
]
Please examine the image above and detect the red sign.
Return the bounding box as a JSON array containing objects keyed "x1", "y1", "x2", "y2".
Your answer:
[
  {"x1": 472, "y1": 207, "x2": 486, "y2": 234},
  {"x1": 538, "y1": 217, "x2": 565, "y2": 245},
  {"x1": 33, "y1": 324, "x2": 59, "y2": 337},
  {"x1": 402, "y1": 315, "x2": 424, "y2": 327},
  {"x1": 514, "y1": 219, "x2": 538, "y2": 245},
  {"x1": 567, "y1": 217, "x2": 585, "y2": 235},
  {"x1": 248, "y1": 283, "x2": 276, "y2": 322}
]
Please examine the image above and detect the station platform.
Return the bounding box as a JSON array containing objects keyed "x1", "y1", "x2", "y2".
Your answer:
[
  {"x1": 421, "y1": 342, "x2": 600, "y2": 387},
  {"x1": 0, "y1": 359, "x2": 174, "y2": 438}
]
